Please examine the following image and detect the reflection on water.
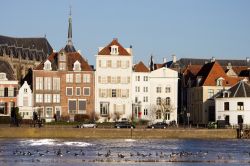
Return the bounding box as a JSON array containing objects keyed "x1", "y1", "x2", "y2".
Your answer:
[{"x1": 0, "y1": 139, "x2": 250, "y2": 166}]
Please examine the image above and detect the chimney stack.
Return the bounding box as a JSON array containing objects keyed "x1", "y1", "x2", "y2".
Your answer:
[
  {"x1": 211, "y1": 57, "x2": 215, "y2": 62},
  {"x1": 172, "y1": 54, "x2": 176, "y2": 63},
  {"x1": 163, "y1": 58, "x2": 167, "y2": 63}
]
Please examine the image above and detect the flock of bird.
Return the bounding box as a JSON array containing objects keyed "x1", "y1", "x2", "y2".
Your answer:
[{"x1": 9, "y1": 148, "x2": 244, "y2": 162}]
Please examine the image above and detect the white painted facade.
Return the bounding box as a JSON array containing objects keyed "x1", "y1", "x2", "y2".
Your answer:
[
  {"x1": 149, "y1": 67, "x2": 179, "y2": 123},
  {"x1": 17, "y1": 81, "x2": 33, "y2": 119},
  {"x1": 95, "y1": 47, "x2": 133, "y2": 122},
  {"x1": 132, "y1": 71, "x2": 150, "y2": 121},
  {"x1": 216, "y1": 97, "x2": 250, "y2": 125}
]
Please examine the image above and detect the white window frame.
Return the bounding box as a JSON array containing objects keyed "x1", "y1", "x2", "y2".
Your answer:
[
  {"x1": 75, "y1": 74, "x2": 81, "y2": 83},
  {"x1": 83, "y1": 87, "x2": 90, "y2": 96},
  {"x1": 53, "y1": 94, "x2": 60, "y2": 103},
  {"x1": 78, "y1": 99, "x2": 87, "y2": 114},
  {"x1": 53, "y1": 78, "x2": 60, "y2": 91},
  {"x1": 76, "y1": 87, "x2": 81, "y2": 96},
  {"x1": 66, "y1": 74, "x2": 73, "y2": 83},
  {"x1": 68, "y1": 99, "x2": 77, "y2": 114},
  {"x1": 66, "y1": 87, "x2": 73, "y2": 96},
  {"x1": 44, "y1": 94, "x2": 51, "y2": 103},
  {"x1": 83, "y1": 74, "x2": 91, "y2": 83}
]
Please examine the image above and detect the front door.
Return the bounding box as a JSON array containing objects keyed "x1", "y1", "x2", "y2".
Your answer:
[
  {"x1": 225, "y1": 115, "x2": 230, "y2": 125},
  {"x1": 55, "y1": 106, "x2": 61, "y2": 120},
  {"x1": 238, "y1": 115, "x2": 243, "y2": 124}
]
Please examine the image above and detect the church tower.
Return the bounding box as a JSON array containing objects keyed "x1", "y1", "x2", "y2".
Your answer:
[{"x1": 64, "y1": 6, "x2": 76, "y2": 52}]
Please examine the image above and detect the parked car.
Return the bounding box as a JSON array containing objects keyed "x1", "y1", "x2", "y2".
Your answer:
[
  {"x1": 114, "y1": 121, "x2": 135, "y2": 128},
  {"x1": 147, "y1": 122, "x2": 168, "y2": 129},
  {"x1": 76, "y1": 123, "x2": 97, "y2": 128}
]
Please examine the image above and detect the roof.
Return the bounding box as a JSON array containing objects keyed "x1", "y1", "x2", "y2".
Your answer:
[
  {"x1": 177, "y1": 58, "x2": 250, "y2": 68},
  {"x1": 196, "y1": 61, "x2": 239, "y2": 86},
  {"x1": 133, "y1": 61, "x2": 150, "y2": 72},
  {"x1": 0, "y1": 35, "x2": 53, "y2": 61},
  {"x1": 228, "y1": 81, "x2": 250, "y2": 97},
  {"x1": 64, "y1": 44, "x2": 76, "y2": 53},
  {"x1": 98, "y1": 39, "x2": 130, "y2": 56},
  {"x1": 35, "y1": 51, "x2": 93, "y2": 71},
  {"x1": 0, "y1": 60, "x2": 16, "y2": 80}
]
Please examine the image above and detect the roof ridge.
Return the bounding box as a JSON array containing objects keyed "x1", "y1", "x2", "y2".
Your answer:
[{"x1": 233, "y1": 81, "x2": 242, "y2": 97}]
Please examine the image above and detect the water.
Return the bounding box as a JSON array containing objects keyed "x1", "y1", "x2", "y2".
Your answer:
[{"x1": 0, "y1": 138, "x2": 250, "y2": 166}]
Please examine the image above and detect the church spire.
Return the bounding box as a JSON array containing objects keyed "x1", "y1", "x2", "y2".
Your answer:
[
  {"x1": 64, "y1": 5, "x2": 76, "y2": 53},
  {"x1": 67, "y1": 5, "x2": 73, "y2": 45}
]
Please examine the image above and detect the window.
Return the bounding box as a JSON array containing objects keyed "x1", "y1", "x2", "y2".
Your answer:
[
  {"x1": 36, "y1": 77, "x2": 43, "y2": 90},
  {"x1": 43, "y1": 60, "x2": 52, "y2": 71},
  {"x1": 144, "y1": 109, "x2": 148, "y2": 115},
  {"x1": 8, "y1": 87, "x2": 14, "y2": 97},
  {"x1": 110, "y1": 45, "x2": 119, "y2": 55},
  {"x1": 66, "y1": 74, "x2": 73, "y2": 83},
  {"x1": 0, "y1": 73, "x2": 7, "y2": 80},
  {"x1": 143, "y1": 76, "x2": 148, "y2": 81},
  {"x1": 44, "y1": 77, "x2": 51, "y2": 90},
  {"x1": 237, "y1": 102, "x2": 244, "y2": 110},
  {"x1": 53, "y1": 94, "x2": 60, "y2": 103},
  {"x1": 59, "y1": 52, "x2": 66, "y2": 61},
  {"x1": 112, "y1": 89, "x2": 116, "y2": 97},
  {"x1": 53, "y1": 78, "x2": 60, "y2": 90},
  {"x1": 136, "y1": 76, "x2": 140, "y2": 81},
  {"x1": 217, "y1": 78, "x2": 223, "y2": 86},
  {"x1": 99, "y1": 89, "x2": 107, "y2": 98},
  {"x1": 24, "y1": 88, "x2": 28, "y2": 93},
  {"x1": 208, "y1": 89, "x2": 214, "y2": 98},
  {"x1": 83, "y1": 87, "x2": 90, "y2": 96},
  {"x1": 121, "y1": 89, "x2": 128, "y2": 98},
  {"x1": 156, "y1": 110, "x2": 162, "y2": 119},
  {"x1": 68, "y1": 100, "x2": 77, "y2": 114},
  {"x1": 143, "y1": 96, "x2": 148, "y2": 102},
  {"x1": 165, "y1": 112, "x2": 170, "y2": 120},
  {"x1": 156, "y1": 87, "x2": 161, "y2": 93},
  {"x1": 156, "y1": 97, "x2": 161, "y2": 105},
  {"x1": 165, "y1": 87, "x2": 171, "y2": 93},
  {"x1": 100, "y1": 102, "x2": 109, "y2": 116},
  {"x1": 166, "y1": 97, "x2": 170, "y2": 105},
  {"x1": 23, "y1": 97, "x2": 28, "y2": 106},
  {"x1": 135, "y1": 86, "x2": 140, "y2": 92},
  {"x1": 117, "y1": 60, "x2": 121, "y2": 68},
  {"x1": 83, "y1": 74, "x2": 91, "y2": 83},
  {"x1": 66, "y1": 87, "x2": 73, "y2": 96},
  {"x1": 59, "y1": 63, "x2": 66, "y2": 70},
  {"x1": 78, "y1": 100, "x2": 86, "y2": 114},
  {"x1": 75, "y1": 74, "x2": 81, "y2": 83},
  {"x1": 35, "y1": 94, "x2": 43, "y2": 103},
  {"x1": 143, "y1": 87, "x2": 148, "y2": 92},
  {"x1": 44, "y1": 94, "x2": 51, "y2": 103},
  {"x1": 224, "y1": 102, "x2": 229, "y2": 111},
  {"x1": 135, "y1": 97, "x2": 138, "y2": 103},
  {"x1": 0, "y1": 87, "x2": 3, "y2": 97},
  {"x1": 73, "y1": 61, "x2": 81, "y2": 71},
  {"x1": 107, "y1": 60, "x2": 112, "y2": 68},
  {"x1": 111, "y1": 77, "x2": 116, "y2": 84},
  {"x1": 45, "y1": 107, "x2": 53, "y2": 118},
  {"x1": 76, "y1": 87, "x2": 81, "y2": 96}
]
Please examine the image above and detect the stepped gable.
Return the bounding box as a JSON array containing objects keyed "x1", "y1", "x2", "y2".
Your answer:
[
  {"x1": 196, "y1": 61, "x2": 239, "y2": 86},
  {"x1": 134, "y1": 61, "x2": 150, "y2": 72},
  {"x1": 36, "y1": 51, "x2": 93, "y2": 71},
  {"x1": 0, "y1": 60, "x2": 15, "y2": 80},
  {"x1": 98, "y1": 39, "x2": 130, "y2": 56},
  {"x1": 0, "y1": 35, "x2": 53, "y2": 61}
]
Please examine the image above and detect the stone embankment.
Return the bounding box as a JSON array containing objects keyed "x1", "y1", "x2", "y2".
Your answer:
[{"x1": 0, "y1": 127, "x2": 237, "y2": 139}]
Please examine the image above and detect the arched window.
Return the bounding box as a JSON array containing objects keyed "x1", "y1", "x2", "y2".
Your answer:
[
  {"x1": 156, "y1": 97, "x2": 161, "y2": 105},
  {"x1": 156, "y1": 110, "x2": 162, "y2": 119},
  {"x1": 43, "y1": 60, "x2": 52, "y2": 71},
  {"x1": 166, "y1": 97, "x2": 170, "y2": 105},
  {"x1": 73, "y1": 60, "x2": 81, "y2": 71}
]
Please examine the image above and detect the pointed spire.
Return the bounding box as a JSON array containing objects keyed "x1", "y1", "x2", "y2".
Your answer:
[
  {"x1": 67, "y1": 5, "x2": 73, "y2": 45},
  {"x1": 64, "y1": 5, "x2": 76, "y2": 53}
]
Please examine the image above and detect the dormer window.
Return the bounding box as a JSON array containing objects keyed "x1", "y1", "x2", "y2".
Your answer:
[
  {"x1": 43, "y1": 60, "x2": 52, "y2": 71},
  {"x1": 73, "y1": 60, "x2": 81, "y2": 71},
  {"x1": 110, "y1": 45, "x2": 119, "y2": 55},
  {"x1": 216, "y1": 77, "x2": 224, "y2": 86},
  {"x1": 59, "y1": 52, "x2": 66, "y2": 61},
  {"x1": 196, "y1": 76, "x2": 202, "y2": 86},
  {"x1": 0, "y1": 73, "x2": 7, "y2": 80},
  {"x1": 223, "y1": 91, "x2": 230, "y2": 98}
]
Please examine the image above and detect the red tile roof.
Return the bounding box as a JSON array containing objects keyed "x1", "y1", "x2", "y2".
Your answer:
[
  {"x1": 35, "y1": 51, "x2": 93, "y2": 71},
  {"x1": 98, "y1": 39, "x2": 130, "y2": 56},
  {"x1": 134, "y1": 61, "x2": 150, "y2": 72},
  {"x1": 196, "y1": 61, "x2": 240, "y2": 86}
]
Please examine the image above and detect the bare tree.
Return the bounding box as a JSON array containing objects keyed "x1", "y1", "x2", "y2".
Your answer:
[{"x1": 113, "y1": 111, "x2": 122, "y2": 122}]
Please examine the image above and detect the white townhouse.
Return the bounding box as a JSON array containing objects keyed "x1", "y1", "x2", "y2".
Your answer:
[
  {"x1": 149, "y1": 67, "x2": 179, "y2": 123},
  {"x1": 17, "y1": 81, "x2": 33, "y2": 119},
  {"x1": 132, "y1": 61, "x2": 150, "y2": 121},
  {"x1": 215, "y1": 80, "x2": 250, "y2": 126},
  {"x1": 95, "y1": 39, "x2": 133, "y2": 122}
]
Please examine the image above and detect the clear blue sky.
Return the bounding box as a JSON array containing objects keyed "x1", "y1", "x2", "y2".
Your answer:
[{"x1": 1, "y1": 0, "x2": 250, "y2": 66}]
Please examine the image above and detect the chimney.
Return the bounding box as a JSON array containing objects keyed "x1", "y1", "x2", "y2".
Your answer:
[
  {"x1": 126, "y1": 45, "x2": 133, "y2": 55},
  {"x1": 227, "y1": 62, "x2": 232, "y2": 70},
  {"x1": 211, "y1": 57, "x2": 215, "y2": 62},
  {"x1": 172, "y1": 54, "x2": 176, "y2": 63},
  {"x1": 163, "y1": 58, "x2": 167, "y2": 63},
  {"x1": 204, "y1": 61, "x2": 208, "y2": 64},
  {"x1": 77, "y1": 50, "x2": 81, "y2": 54}
]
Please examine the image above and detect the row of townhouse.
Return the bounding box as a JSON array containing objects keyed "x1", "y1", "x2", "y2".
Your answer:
[{"x1": 19, "y1": 38, "x2": 178, "y2": 123}]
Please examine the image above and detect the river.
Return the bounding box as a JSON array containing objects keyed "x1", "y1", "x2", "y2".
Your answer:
[{"x1": 0, "y1": 138, "x2": 249, "y2": 166}]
